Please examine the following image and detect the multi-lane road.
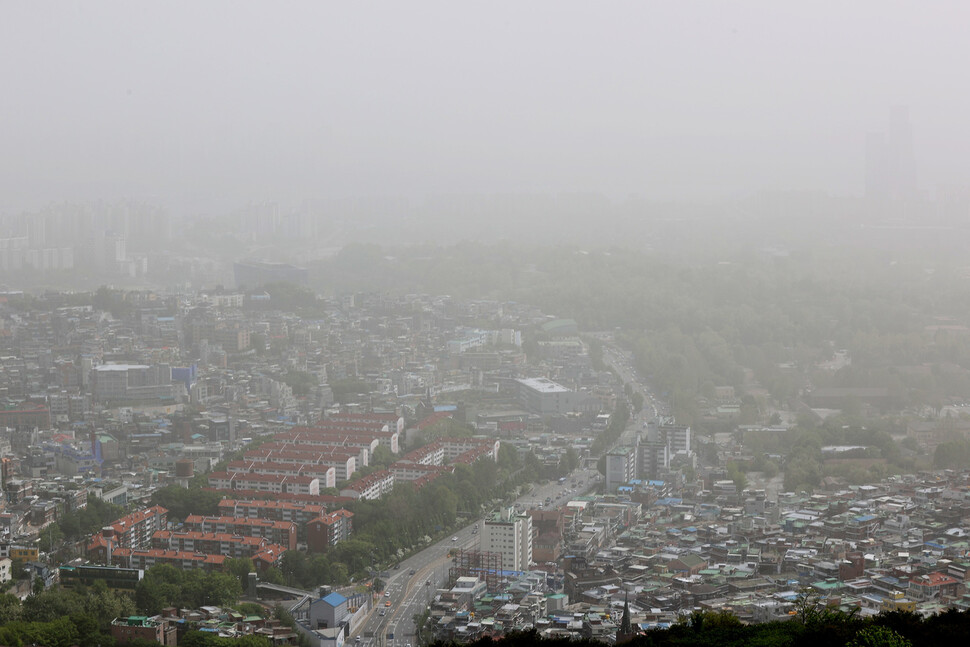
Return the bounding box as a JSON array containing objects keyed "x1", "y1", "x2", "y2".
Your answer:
[
  {"x1": 357, "y1": 338, "x2": 662, "y2": 647},
  {"x1": 602, "y1": 343, "x2": 666, "y2": 441},
  {"x1": 357, "y1": 465, "x2": 600, "y2": 647}
]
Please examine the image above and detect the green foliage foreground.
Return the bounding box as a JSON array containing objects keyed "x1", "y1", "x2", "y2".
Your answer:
[
  {"x1": 136, "y1": 563, "x2": 243, "y2": 614},
  {"x1": 0, "y1": 581, "x2": 135, "y2": 647},
  {"x1": 426, "y1": 609, "x2": 970, "y2": 647}
]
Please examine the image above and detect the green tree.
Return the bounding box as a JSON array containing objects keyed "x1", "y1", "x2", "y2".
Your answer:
[
  {"x1": 86, "y1": 581, "x2": 136, "y2": 631},
  {"x1": 259, "y1": 282, "x2": 321, "y2": 314},
  {"x1": 150, "y1": 484, "x2": 223, "y2": 521},
  {"x1": 236, "y1": 602, "x2": 266, "y2": 617},
  {"x1": 92, "y1": 286, "x2": 132, "y2": 318},
  {"x1": 934, "y1": 438, "x2": 970, "y2": 469},
  {"x1": 0, "y1": 593, "x2": 22, "y2": 623},
  {"x1": 60, "y1": 494, "x2": 126, "y2": 541},
  {"x1": 631, "y1": 391, "x2": 644, "y2": 413},
  {"x1": 225, "y1": 557, "x2": 256, "y2": 588},
  {"x1": 260, "y1": 566, "x2": 285, "y2": 585},
  {"x1": 282, "y1": 370, "x2": 317, "y2": 397},
  {"x1": 847, "y1": 625, "x2": 912, "y2": 647},
  {"x1": 727, "y1": 462, "x2": 747, "y2": 492},
  {"x1": 498, "y1": 443, "x2": 522, "y2": 472},
  {"x1": 562, "y1": 447, "x2": 580, "y2": 473},
  {"x1": 280, "y1": 551, "x2": 309, "y2": 587},
  {"x1": 10, "y1": 557, "x2": 26, "y2": 581},
  {"x1": 370, "y1": 445, "x2": 395, "y2": 469},
  {"x1": 134, "y1": 563, "x2": 240, "y2": 613},
  {"x1": 135, "y1": 564, "x2": 184, "y2": 614},
  {"x1": 330, "y1": 379, "x2": 372, "y2": 403}
]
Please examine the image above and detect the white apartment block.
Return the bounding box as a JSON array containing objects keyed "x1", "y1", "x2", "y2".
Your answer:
[{"x1": 480, "y1": 506, "x2": 533, "y2": 572}]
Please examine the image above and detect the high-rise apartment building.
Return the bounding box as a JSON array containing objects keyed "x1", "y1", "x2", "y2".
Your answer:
[
  {"x1": 866, "y1": 106, "x2": 917, "y2": 203},
  {"x1": 605, "y1": 446, "x2": 637, "y2": 492},
  {"x1": 480, "y1": 506, "x2": 533, "y2": 572}
]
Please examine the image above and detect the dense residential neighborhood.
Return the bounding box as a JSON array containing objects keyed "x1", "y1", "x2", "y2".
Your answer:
[
  {"x1": 4, "y1": 3, "x2": 969, "y2": 647},
  {"x1": 0, "y1": 287, "x2": 611, "y2": 644},
  {"x1": 2, "y1": 285, "x2": 970, "y2": 647}
]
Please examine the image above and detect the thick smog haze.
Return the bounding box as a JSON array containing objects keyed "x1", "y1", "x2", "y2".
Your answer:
[
  {"x1": 9, "y1": 5, "x2": 970, "y2": 635},
  {"x1": 3, "y1": 1, "x2": 968, "y2": 211}
]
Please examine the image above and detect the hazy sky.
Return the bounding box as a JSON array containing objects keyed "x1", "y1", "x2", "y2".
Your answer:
[{"x1": 2, "y1": 1, "x2": 968, "y2": 211}]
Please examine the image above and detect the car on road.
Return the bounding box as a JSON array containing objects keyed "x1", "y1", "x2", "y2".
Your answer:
[
  {"x1": 379, "y1": 610, "x2": 385, "y2": 616},
  {"x1": 409, "y1": 569, "x2": 416, "y2": 575},
  {"x1": 384, "y1": 591, "x2": 390, "y2": 597},
  {"x1": 385, "y1": 601, "x2": 392, "y2": 607},
  {"x1": 451, "y1": 536, "x2": 458, "y2": 541}
]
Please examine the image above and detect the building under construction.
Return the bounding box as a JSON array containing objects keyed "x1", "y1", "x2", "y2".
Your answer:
[{"x1": 450, "y1": 549, "x2": 504, "y2": 592}]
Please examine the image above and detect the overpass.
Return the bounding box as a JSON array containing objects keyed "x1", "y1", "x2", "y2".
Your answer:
[{"x1": 254, "y1": 581, "x2": 316, "y2": 612}]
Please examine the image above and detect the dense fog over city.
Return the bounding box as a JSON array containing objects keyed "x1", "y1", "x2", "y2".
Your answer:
[
  {"x1": 8, "y1": 4, "x2": 970, "y2": 643},
  {"x1": 2, "y1": 2, "x2": 969, "y2": 214}
]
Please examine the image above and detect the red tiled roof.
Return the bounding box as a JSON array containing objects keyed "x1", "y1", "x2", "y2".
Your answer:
[
  {"x1": 203, "y1": 488, "x2": 353, "y2": 506},
  {"x1": 911, "y1": 571, "x2": 959, "y2": 587},
  {"x1": 217, "y1": 499, "x2": 326, "y2": 514},
  {"x1": 128, "y1": 548, "x2": 227, "y2": 565},
  {"x1": 184, "y1": 515, "x2": 296, "y2": 531}
]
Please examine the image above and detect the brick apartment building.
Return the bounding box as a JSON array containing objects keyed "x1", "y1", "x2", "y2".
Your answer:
[
  {"x1": 307, "y1": 509, "x2": 354, "y2": 553},
  {"x1": 183, "y1": 515, "x2": 298, "y2": 551},
  {"x1": 88, "y1": 505, "x2": 168, "y2": 562}
]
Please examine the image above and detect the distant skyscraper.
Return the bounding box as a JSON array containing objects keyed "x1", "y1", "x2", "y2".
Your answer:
[{"x1": 865, "y1": 107, "x2": 917, "y2": 203}]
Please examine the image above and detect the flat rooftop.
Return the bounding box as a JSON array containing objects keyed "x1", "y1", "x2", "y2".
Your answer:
[{"x1": 516, "y1": 377, "x2": 570, "y2": 393}]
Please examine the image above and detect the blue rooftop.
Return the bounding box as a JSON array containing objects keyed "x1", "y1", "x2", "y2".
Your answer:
[{"x1": 321, "y1": 592, "x2": 347, "y2": 607}]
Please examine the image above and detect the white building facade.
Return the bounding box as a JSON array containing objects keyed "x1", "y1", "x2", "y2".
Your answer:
[{"x1": 480, "y1": 506, "x2": 533, "y2": 572}]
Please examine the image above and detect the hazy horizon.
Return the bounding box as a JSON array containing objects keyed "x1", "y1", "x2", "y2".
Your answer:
[{"x1": 3, "y1": 1, "x2": 969, "y2": 214}]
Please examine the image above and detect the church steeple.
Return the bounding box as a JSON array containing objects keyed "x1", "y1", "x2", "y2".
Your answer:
[{"x1": 617, "y1": 591, "x2": 634, "y2": 643}]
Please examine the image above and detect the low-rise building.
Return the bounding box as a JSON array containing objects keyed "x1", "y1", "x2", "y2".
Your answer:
[{"x1": 111, "y1": 615, "x2": 178, "y2": 646}]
